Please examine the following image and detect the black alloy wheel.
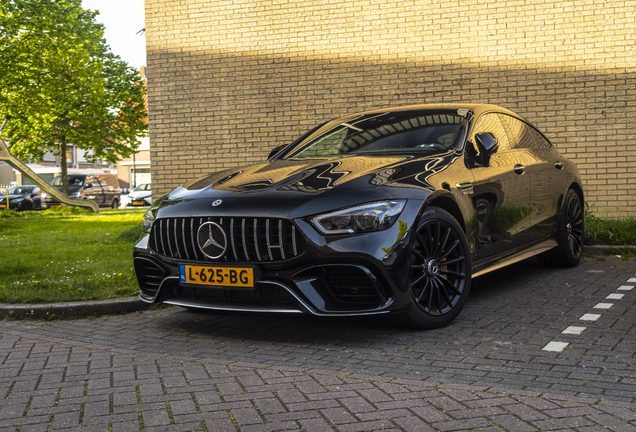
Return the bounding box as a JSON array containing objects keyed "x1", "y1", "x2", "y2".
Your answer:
[
  {"x1": 537, "y1": 189, "x2": 584, "y2": 267},
  {"x1": 393, "y1": 207, "x2": 472, "y2": 329}
]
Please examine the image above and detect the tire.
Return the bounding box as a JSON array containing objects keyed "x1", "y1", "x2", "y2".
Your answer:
[
  {"x1": 537, "y1": 189, "x2": 584, "y2": 268},
  {"x1": 390, "y1": 207, "x2": 472, "y2": 329},
  {"x1": 23, "y1": 201, "x2": 34, "y2": 211},
  {"x1": 111, "y1": 198, "x2": 119, "y2": 209}
]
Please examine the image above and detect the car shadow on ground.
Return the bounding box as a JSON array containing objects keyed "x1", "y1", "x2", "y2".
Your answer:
[{"x1": 149, "y1": 258, "x2": 561, "y2": 345}]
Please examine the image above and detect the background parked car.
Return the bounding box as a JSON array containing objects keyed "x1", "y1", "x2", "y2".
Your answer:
[
  {"x1": 122, "y1": 183, "x2": 152, "y2": 208},
  {"x1": 0, "y1": 185, "x2": 42, "y2": 211},
  {"x1": 41, "y1": 173, "x2": 121, "y2": 209}
]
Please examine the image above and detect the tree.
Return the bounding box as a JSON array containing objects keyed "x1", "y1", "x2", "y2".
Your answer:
[{"x1": 0, "y1": 0, "x2": 147, "y2": 194}]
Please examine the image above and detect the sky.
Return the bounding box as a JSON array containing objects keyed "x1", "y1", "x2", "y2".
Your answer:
[{"x1": 81, "y1": 0, "x2": 146, "y2": 70}]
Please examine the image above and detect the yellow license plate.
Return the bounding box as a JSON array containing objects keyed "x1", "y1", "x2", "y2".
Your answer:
[
  {"x1": 132, "y1": 201, "x2": 144, "y2": 205},
  {"x1": 51, "y1": 204, "x2": 62, "y2": 208},
  {"x1": 179, "y1": 264, "x2": 254, "y2": 288}
]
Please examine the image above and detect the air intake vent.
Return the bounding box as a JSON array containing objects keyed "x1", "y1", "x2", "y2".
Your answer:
[
  {"x1": 321, "y1": 266, "x2": 382, "y2": 305},
  {"x1": 148, "y1": 217, "x2": 306, "y2": 263},
  {"x1": 134, "y1": 258, "x2": 164, "y2": 297}
]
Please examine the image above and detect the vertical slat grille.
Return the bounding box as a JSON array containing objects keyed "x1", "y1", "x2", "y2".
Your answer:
[{"x1": 149, "y1": 217, "x2": 306, "y2": 263}]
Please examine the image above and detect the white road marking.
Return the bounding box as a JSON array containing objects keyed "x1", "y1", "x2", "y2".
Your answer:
[
  {"x1": 618, "y1": 285, "x2": 634, "y2": 291},
  {"x1": 543, "y1": 341, "x2": 569, "y2": 352},
  {"x1": 593, "y1": 303, "x2": 614, "y2": 309},
  {"x1": 562, "y1": 326, "x2": 586, "y2": 335},
  {"x1": 580, "y1": 313, "x2": 601, "y2": 321},
  {"x1": 606, "y1": 293, "x2": 624, "y2": 300},
  {"x1": 628, "y1": 278, "x2": 636, "y2": 283}
]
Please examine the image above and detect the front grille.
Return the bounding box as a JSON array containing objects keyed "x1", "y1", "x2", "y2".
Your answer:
[
  {"x1": 185, "y1": 284, "x2": 296, "y2": 306},
  {"x1": 149, "y1": 217, "x2": 306, "y2": 263},
  {"x1": 321, "y1": 266, "x2": 382, "y2": 305},
  {"x1": 134, "y1": 258, "x2": 164, "y2": 296}
]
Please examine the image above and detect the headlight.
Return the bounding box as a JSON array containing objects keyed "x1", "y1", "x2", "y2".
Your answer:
[
  {"x1": 41, "y1": 192, "x2": 49, "y2": 199},
  {"x1": 143, "y1": 209, "x2": 156, "y2": 233},
  {"x1": 311, "y1": 200, "x2": 406, "y2": 235},
  {"x1": 14, "y1": 198, "x2": 24, "y2": 203}
]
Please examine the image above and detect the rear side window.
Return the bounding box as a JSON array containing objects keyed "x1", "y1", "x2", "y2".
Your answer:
[{"x1": 498, "y1": 114, "x2": 551, "y2": 150}]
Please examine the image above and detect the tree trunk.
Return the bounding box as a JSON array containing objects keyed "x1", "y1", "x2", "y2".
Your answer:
[{"x1": 59, "y1": 137, "x2": 69, "y2": 196}]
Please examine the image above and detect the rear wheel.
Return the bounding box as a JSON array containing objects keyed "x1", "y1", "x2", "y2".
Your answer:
[
  {"x1": 111, "y1": 198, "x2": 119, "y2": 209},
  {"x1": 391, "y1": 207, "x2": 471, "y2": 329},
  {"x1": 537, "y1": 189, "x2": 584, "y2": 267}
]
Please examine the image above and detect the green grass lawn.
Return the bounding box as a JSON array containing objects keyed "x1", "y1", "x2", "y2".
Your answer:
[{"x1": 0, "y1": 207, "x2": 145, "y2": 304}]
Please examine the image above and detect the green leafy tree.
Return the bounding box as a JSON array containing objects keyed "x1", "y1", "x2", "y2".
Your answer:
[{"x1": 0, "y1": 0, "x2": 147, "y2": 194}]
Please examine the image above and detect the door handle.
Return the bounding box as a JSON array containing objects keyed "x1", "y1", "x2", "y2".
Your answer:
[
  {"x1": 555, "y1": 162, "x2": 564, "y2": 169},
  {"x1": 513, "y1": 164, "x2": 526, "y2": 175},
  {"x1": 455, "y1": 181, "x2": 473, "y2": 190}
]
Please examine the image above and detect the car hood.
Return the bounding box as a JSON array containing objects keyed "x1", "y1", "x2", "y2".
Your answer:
[
  {"x1": 156, "y1": 151, "x2": 462, "y2": 219},
  {"x1": 129, "y1": 191, "x2": 152, "y2": 199}
]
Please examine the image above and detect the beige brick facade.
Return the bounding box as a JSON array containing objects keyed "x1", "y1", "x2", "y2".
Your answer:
[{"x1": 145, "y1": 0, "x2": 636, "y2": 217}]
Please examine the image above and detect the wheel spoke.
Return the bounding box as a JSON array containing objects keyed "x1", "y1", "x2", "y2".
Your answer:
[
  {"x1": 416, "y1": 232, "x2": 430, "y2": 255},
  {"x1": 437, "y1": 274, "x2": 461, "y2": 295},
  {"x1": 438, "y1": 240, "x2": 459, "y2": 261},
  {"x1": 427, "y1": 279, "x2": 435, "y2": 312},
  {"x1": 439, "y1": 268, "x2": 466, "y2": 279},
  {"x1": 435, "y1": 227, "x2": 451, "y2": 258},
  {"x1": 412, "y1": 249, "x2": 427, "y2": 263},
  {"x1": 571, "y1": 228, "x2": 584, "y2": 235},
  {"x1": 433, "y1": 222, "x2": 442, "y2": 256},
  {"x1": 570, "y1": 201, "x2": 580, "y2": 221},
  {"x1": 435, "y1": 276, "x2": 454, "y2": 307},
  {"x1": 431, "y1": 279, "x2": 443, "y2": 315},
  {"x1": 415, "y1": 278, "x2": 430, "y2": 303},
  {"x1": 411, "y1": 272, "x2": 427, "y2": 288},
  {"x1": 438, "y1": 255, "x2": 465, "y2": 266}
]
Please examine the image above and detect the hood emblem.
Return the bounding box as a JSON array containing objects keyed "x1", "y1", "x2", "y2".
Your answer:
[
  {"x1": 212, "y1": 199, "x2": 222, "y2": 207},
  {"x1": 197, "y1": 222, "x2": 227, "y2": 259}
]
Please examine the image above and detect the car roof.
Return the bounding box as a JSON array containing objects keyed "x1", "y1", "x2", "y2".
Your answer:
[{"x1": 347, "y1": 103, "x2": 526, "y2": 121}]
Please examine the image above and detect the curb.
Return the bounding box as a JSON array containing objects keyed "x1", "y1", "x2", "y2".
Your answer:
[
  {"x1": 0, "y1": 297, "x2": 151, "y2": 320},
  {"x1": 583, "y1": 245, "x2": 636, "y2": 256}
]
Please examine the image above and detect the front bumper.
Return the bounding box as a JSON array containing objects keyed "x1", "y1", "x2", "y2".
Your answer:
[{"x1": 133, "y1": 200, "x2": 423, "y2": 316}]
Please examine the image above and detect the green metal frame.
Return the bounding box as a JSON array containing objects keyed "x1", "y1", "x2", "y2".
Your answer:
[{"x1": 0, "y1": 117, "x2": 99, "y2": 213}]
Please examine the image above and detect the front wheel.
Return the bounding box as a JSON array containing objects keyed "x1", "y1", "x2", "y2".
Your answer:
[
  {"x1": 391, "y1": 207, "x2": 472, "y2": 329},
  {"x1": 537, "y1": 189, "x2": 584, "y2": 267},
  {"x1": 111, "y1": 198, "x2": 119, "y2": 209}
]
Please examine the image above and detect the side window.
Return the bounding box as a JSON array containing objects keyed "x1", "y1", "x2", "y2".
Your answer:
[
  {"x1": 498, "y1": 114, "x2": 549, "y2": 149},
  {"x1": 85, "y1": 176, "x2": 100, "y2": 189},
  {"x1": 472, "y1": 113, "x2": 511, "y2": 151},
  {"x1": 528, "y1": 127, "x2": 552, "y2": 149}
]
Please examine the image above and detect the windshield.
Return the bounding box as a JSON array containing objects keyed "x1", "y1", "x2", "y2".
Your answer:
[
  {"x1": 8, "y1": 186, "x2": 34, "y2": 194},
  {"x1": 53, "y1": 175, "x2": 85, "y2": 187},
  {"x1": 133, "y1": 183, "x2": 151, "y2": 192},
  {"x1": 284, "y1": 110, "x2": 467, "y2": 159}
]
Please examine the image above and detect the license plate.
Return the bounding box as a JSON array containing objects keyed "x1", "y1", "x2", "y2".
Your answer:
[
  {"x1": 179, "y1": 264, "x2": 254, "y2": 288},
  {"x1": 132, "y1": 201, "x2": 145, "y2": 205},
  {"x1": 51, "y1": 204, "x2": 62, "y2": 208}
]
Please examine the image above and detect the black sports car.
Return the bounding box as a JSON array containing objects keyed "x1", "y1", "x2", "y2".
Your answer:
[
  {"x1": 0, "y1": 185, "x2": 42, "y2": 211},
  {"x1": 134, "y1": 103, "x2": 584, "y2": 328}
]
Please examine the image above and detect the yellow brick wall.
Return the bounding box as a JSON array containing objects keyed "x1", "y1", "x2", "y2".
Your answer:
[{"x1": 145, "y1": 0, "x2": 636, "y2": 217}]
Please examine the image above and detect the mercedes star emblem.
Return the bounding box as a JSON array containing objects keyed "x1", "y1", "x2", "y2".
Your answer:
[
  {"x1": 196, "y1": 222, "x2": 227, "y2": 259},
  {"x1": 212, "y1": 199, "x2": 222, "y2": 207}
]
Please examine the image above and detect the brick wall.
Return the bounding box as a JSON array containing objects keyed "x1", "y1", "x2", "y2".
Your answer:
[{"x1": 145, "y1": 0, "x2": 636, "y2": 217}]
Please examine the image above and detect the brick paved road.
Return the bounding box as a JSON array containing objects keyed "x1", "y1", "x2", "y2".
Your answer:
[{"x1": 2, "y1": 257, "x2": 636, "y2": 430}]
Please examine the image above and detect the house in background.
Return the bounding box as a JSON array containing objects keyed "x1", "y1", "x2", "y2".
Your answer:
[{"x1": 4, "y1": 145, "x2": 116, "y2": 187}]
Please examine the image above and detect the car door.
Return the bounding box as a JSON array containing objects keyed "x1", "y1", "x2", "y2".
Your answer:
[
  {"x1": 467, "y1": 112, "x2": 534, "y2": 262},
  {"x1": 498, "y1": 114, "x2": 567, "y2": 241}
]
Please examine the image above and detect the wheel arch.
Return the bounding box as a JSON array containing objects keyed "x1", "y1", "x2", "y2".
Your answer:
[{"x1": 425, "y1": 194, "x2": 466, "y2": 234}]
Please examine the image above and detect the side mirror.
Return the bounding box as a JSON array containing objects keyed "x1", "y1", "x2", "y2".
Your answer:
[
  {"x1": 267, "y1": 145, "x2": 285, "y2": 160},
  {"x1": 474, "y1": 133, "x2": 499, "y2": 167}
]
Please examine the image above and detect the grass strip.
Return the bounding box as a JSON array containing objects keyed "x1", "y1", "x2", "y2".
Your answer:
[{"x1": 0, "y1": 207, "x2": 145, "y2": 304}]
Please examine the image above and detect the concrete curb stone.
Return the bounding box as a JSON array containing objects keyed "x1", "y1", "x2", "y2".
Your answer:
[{"x1": 0, "y1": 296, "x2": 150, "y2": 320}]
